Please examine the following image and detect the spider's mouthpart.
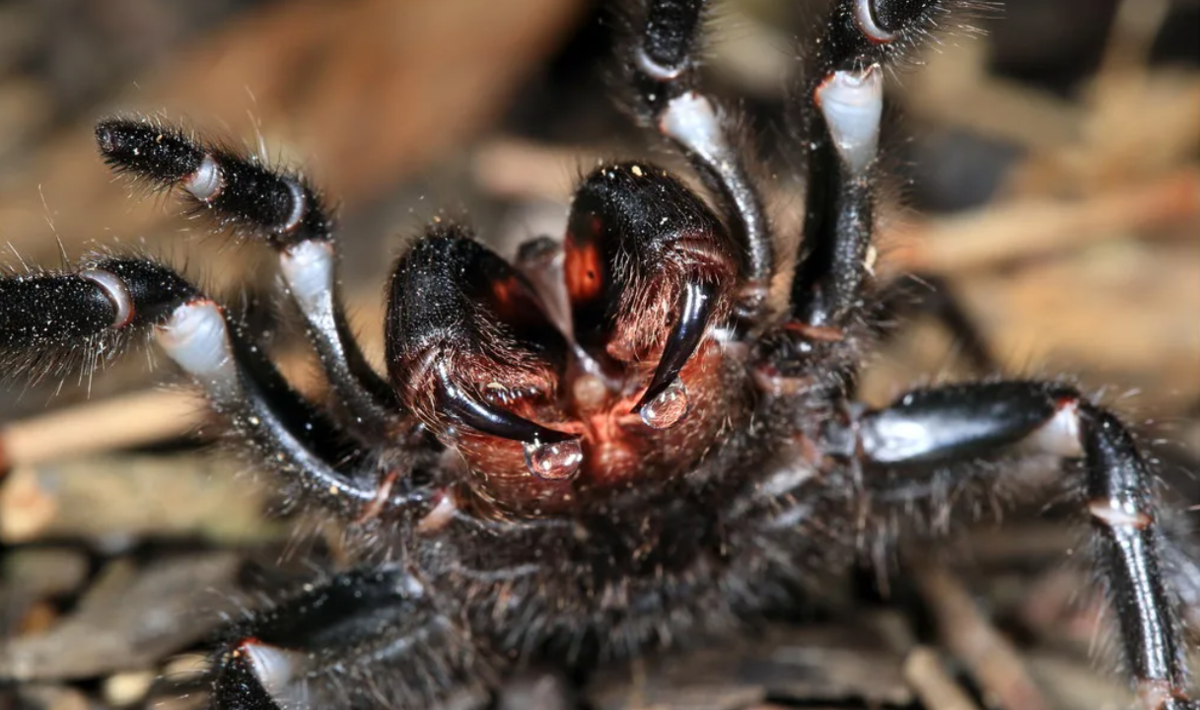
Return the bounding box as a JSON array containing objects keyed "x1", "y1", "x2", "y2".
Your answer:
[
  {"x1": 387, "y1": 226, "x2": 584, "y2": 498},
  {"x1": 567, "y1": 165, "x2": 735, "y2": 427},
  {"x1": 633, "y1": 277, "x2": 717, "y2": 426},
  {"x1": 434, "y1": 365, "x2": 579, "y2": 459}
]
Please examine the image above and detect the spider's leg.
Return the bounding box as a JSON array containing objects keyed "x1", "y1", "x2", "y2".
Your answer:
[
  {"x1": 789, "y1": 0, "x2": 972, "y2": 328},
  {"x1": 94, "y1": 119, "x2": 403, "y2": 442},
  {"x1": 210, "y1": 565, "x2": 481, "y2": 710},
  {"x1": 839, "y1": 381, "x2": 1195, "y2": 709},
  {"x1": 622, "y1": 0, "x2": 773, "y2": 323},
  {"x1": 0, "y1": 258, "x2": 395, "y2": 517}
]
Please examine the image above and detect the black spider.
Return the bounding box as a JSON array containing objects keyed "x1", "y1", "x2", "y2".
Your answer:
[{"x1": 0, "y1": 1, "x2": 1196, "y2": 708}]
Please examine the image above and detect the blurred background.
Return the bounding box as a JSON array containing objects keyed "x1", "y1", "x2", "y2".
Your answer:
[{"x1": 0, "y1": 0, "x2": 1197, "y2": 708}]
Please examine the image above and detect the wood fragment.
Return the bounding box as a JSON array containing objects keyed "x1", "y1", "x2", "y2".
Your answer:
[
  {"x1": 0, "y1": 454, "x2": 275, "y2": 544},
  {"x1": 916, "y1": 564, "x2": 1052, "y2": 710},
  {"x1": 0, "y1": 553, "x2": 245, "y2": 681},
  {"x1": 884, "y1": 167, "x2": 1200, "y2": 276},
  {"x1": 903, "y1": 647, "x2": 982, "y2": 710},
  {"x1": 0, "y1": 389, "x2": 205, "y2": 469}
]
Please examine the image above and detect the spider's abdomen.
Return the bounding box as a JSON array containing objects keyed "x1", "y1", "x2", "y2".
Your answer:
[{"x1": 386, "y1": 163, "x2": 750, "y2": 516}]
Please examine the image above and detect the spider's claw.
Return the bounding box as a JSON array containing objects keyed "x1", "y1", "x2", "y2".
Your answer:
[{"x1": 633, "y1": 278, "x2": 717, "y2": 428}]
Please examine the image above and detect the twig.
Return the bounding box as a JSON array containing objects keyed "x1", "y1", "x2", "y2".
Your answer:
[
  {"x1": 884, "y1": 167, "x2": 1200, "y2": 275},
  {"x1": 916, "y1": 563, "x2": 1052, "y2": 710},
  {"x1": 904, "y1": 646, "x2": 983, "y2": 710},
  {"x1": 0, "y1": 389, "x2": 205, "y2": 469}
]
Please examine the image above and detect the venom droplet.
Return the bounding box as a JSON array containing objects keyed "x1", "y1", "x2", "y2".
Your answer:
[
  {"x1": 523, "y1": 439, "x2": 583, "y2": 480},
  {"x1": 638, "y1": 378, "x2": 690, "y2": 430}
]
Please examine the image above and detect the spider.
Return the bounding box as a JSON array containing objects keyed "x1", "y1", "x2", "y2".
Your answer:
[{"x1": 0, "y1": 0, "x2": 1196, "y2": 708}]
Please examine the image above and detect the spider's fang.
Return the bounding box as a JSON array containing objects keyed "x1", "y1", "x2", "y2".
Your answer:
[
  {"x1": 633, "y1": 278, "x2": 716, "y2": 426},
  {"x1": 435, "y1": 366, "x2": 581, "y2": 480}
]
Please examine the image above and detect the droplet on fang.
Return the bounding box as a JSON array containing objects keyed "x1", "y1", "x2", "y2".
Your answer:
[
  {"x1": 523, "y1": 438, "x2": 583, "y2": 480},
  {"x1": 638, "y1": 378, "x2": 690, "y2": 430}
]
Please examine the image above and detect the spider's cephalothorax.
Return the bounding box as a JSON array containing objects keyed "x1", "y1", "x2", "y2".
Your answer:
[{"x1": 0, "y1": 1, "x2": 1196, "y2": 708}]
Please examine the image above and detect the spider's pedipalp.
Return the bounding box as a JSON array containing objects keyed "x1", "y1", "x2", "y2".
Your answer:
[
  {"x1": 276, "y1": 236, "x2": 407, "y2": 441},
  {"x1": 0, "y1": 255, "x2": 393, "y2": 516},
  {"x1": 95, "y1": 118, "x2": 331, "y2": 245},
  {"x1": 0, "y1": 257, "x2": 198, "y2": 382},
  {"x1": 144, "y1": 279, "x2": 390, "y2": 516}
]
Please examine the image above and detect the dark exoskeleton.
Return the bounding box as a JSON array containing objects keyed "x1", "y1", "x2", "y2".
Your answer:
[{"x1": 0, "y1": 1, "x2": 1195, "y2": 708}]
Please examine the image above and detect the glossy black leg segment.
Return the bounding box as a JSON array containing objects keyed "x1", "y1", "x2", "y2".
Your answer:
[
  {"x1": 159, "y1": 296, "x2": 392, "y2": 516},
  {"x1": 790, "y1": 1, "x2": 984, "y2": 328},
  {"x1": 622, "y1": 0, "x2": 773, "y2": 321},
  {"x1": 845, "y1": 381, "x2": 1194, "y2": 707},
  {"x1": 96, "y1": 118, "x2": 330, "y2": 245},
  {"x1": 95, "y1": 117, "x2": 402, "y2": 443},
  {"x1": 210, "y1": 566, "x2": 480, "y2": 710}
]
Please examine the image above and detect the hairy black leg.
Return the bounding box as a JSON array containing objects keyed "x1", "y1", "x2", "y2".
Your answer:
[
  {"x1": 622, "y1": 0, "x2": 773, "y2": 322},
  {"x1": 0, "y1": 257, "x2": 393, "y2": 517},
  {"x1": 790, "y1": 0, "x2": 976, "y2": 327},
  {"x1": 95, "y1": 118, "x2": 402, "y2": 442},
  {"x1": 0, "y1": 258, "x2": 195, "y2": 381},
  {"x1": 211, "y1": 566, "x2": 481, "y2": 710},
  {"x1": 837, "y1": 381, "x2": 1195, "y2": 709}
]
